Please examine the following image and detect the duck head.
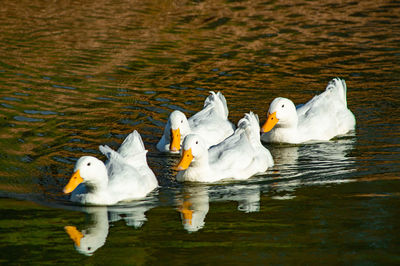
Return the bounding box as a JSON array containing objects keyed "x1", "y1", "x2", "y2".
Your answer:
[
  {"x1": 261, "y1": 97, "x2": 298, "y2": 133},
  {"x1": 63, "y1": 156, "x2": 108, "y2": 194},
  {"x1": 175, "y1": 134, "x2": 207, "y2": 170},
  {"x1": 167, "y1": 110, "x2": 191, "y2": 152}
]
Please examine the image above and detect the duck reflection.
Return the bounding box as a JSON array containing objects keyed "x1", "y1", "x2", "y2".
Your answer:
[
  {"x1": 302, "y1": 138, "x2": 357, "y2": 182},
  {"x1": 210, "y1": 184, "x2": 260, "y2": 213},
  {"x1": 267, "y1": 144, "x2": 299, "y2": 173},
  {"x1": 265, "y1": 136, "x2": 356, "y2": 195},
  {"x1": 177, "y1": 185, "x2": 209, "y2": 233},
  {"x1": 176, "y1": 183, "x2": 260, "y2": 232},
  {"x1": 64, "y1": 199, "x2": 156, "y2": 256},
  {"x1": 65, "y1": 207, "x2": 108, "y2": 256}
]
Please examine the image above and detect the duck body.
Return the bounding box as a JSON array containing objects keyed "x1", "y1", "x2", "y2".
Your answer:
[
  {"x1": 176, "y1": 112, "x2": 274, "y2": 183},
  {"x1": 64, "y1": 130, "x2": 158, "y2": 205},
  {"x1": 261, "y1": 78, "x2": 356, "y2": 144},
  {"x1": 156, "y1": 91, "x2": 235, "y2": 153}
]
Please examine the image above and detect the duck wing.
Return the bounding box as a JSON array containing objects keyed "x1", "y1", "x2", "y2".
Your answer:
[
  {"x1": 297, "y1": 78, "x2": 347, "y2": 118},
  {"x1": 296, "y1": 78, "x2": 354, "y2": 139},
  {"x1": 190, "y1": 91, "x2": 231, "y2": 125},
  {"x1": 99, "y1": 145, "x2": 153, "y2": 200},
  {"x1": 100, "y1": 131, "x2": 157, "y2": 189},
  {"x1": 214, "y1": 134, "x2": 254, "y2": 171},
  {"x1": 117, "y1": 130, "x2": 146, "y2": 158},
  {"x1": 188, "y1": 92, "x2": 235, "y2": 146},
  {"x1": 208, "y1": 120, "x2": 254, "y2": 176},
  {"x1": 203, "y1": 91, "x2": 229, "y2": 118},
  {"x1": 99, "y1": 145, "x2": 139, "y2": 182},
  {"x1": 109, "y1": 130, "x2": 150, "y2": 170},
  {"x1": 211, "y1": 111, "x2": 273, "y2": 176}
]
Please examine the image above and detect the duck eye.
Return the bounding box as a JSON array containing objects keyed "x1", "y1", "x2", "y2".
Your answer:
[
  {"x1": 87, "y1": 162, "x2": 91, "y2": 166},
  {"x1": 88, "y1": 247, "x2": 91, "y2": 251},
  {"x1": 181, "y1": 120, "x2": 183, "y2": 123},
  {"x1": 195, "y1": 141, "x2": 198, "y2": 144},
  {"x1": 282, "y1": 104, "x2": 285, "y2": 108}
]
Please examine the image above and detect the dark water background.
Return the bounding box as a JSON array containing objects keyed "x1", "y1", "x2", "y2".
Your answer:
[{"x1": 0, "y1": 0, "x2": 399, "y2": 264}]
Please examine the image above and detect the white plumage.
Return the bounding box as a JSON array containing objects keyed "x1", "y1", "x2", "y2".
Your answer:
[
  {"x1": 157, "y1": 91, "x2": 235, "y2": 153},
  {"x1": 63, "y1": 130, "x2": 158, "y2": 205},
  {"x1": 261, "y1": 78, "x2": 356, "y2": 144},
  {"x1": 176, "y1": 112, "x2": 274, "y2": 182}
]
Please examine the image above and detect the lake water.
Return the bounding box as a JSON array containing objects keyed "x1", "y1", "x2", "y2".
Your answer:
[{"x1": 0, "y1": 0, "x2": 399, "y2": 264}]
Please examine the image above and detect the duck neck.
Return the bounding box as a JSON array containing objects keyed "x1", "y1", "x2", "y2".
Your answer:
[
  {"x1": 192, "y1": 152, "x2": 209, "y2": 169},
  {"x1": 271, "y1": 125, "x2": 298, "y2": 143},
  {"x1": 278, "y1": 113, "x2": 298, "y2": 130},
  {"x1": 86, "y1": 166, "x2": 108, "y2": 194},
  {"x1": 184, "y1": 152, "x2": 210, "y2": 182},
  {"x1": 89, "y1": 207, "x2": 109, "y2": 234}
]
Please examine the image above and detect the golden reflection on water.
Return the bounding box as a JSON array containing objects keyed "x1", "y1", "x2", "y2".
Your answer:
[
  {"x1": 0, "y1": 0, "x2": 399, "y2": 199},
  {"x1": 1, "y1": 0, "x2": 398, "y2": 84},
  {"x1": 0, "y1": 1, "x2": 399, "y2": 264}
]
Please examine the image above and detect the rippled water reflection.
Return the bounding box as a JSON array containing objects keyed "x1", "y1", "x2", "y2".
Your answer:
[{"x1": 0, "y1": 0, "x2": 399, "y2": 264}]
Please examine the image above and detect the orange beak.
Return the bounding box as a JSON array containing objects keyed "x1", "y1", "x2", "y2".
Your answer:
[
  {"x1": 65, "y1": 226, "x2": 84, "y2": 247},
  {"x1": 179, "y1": 200, "x2": 193, "y2": 225},
  {"x1": 170, "y1": 128, "x2": 181, "y2": 152},
  {"x1": 63, "y1": 169, "x2": 84, "y2": 194},
  {"x1": 261, "y1": 112, "x2": 279, "y2": 133},
  {"x1": 175, "y1": 148, "x2": 193, "y2": 171}
]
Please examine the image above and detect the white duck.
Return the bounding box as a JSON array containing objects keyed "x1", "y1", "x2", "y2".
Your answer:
[
  {"x1": 261, "y1": 78, "x2": 356, "y2": 144},
  {"x1": 156, "y1": 91, "x2": 235, "y2": 153},
  {"x1": 175, "y1": 112, "x2": 274, "y2": 182},
  {"x1": 63, "y1": 130, "x2": 158, "y2": 205}
]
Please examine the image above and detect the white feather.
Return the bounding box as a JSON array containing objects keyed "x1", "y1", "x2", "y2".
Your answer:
[
  {"x1": 176, "y1": 112, "x2": 274, "y2": 183},
  {"x1": 157, "y1": 91, "x2": 235, "y2": 153},
  {"x1": 261, "y1": 78, "x2": 356, "y2": 144},
  {"x1": 66, "y1": 130, "x2": 158, "y2": 205}
]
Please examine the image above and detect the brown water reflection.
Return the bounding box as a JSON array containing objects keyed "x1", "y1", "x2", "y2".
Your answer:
[
  {"x1": 2, "y1": 0, "x2": 399, "y2": 84},
  {"x1": 0, "y1": 0, "x2": 398, "y2": 203},
  {"x1": 0, "y1": 0, "x2": 399, "y2": 264}
]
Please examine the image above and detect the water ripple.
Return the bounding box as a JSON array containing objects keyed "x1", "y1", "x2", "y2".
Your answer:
[{"x1": 0, "y1": 0, "x2": 398, "y2": 214}]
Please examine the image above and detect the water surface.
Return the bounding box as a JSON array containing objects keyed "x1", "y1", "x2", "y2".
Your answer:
[{"x1": 0, "y1": 0, "x2": 399, "y2": 264}]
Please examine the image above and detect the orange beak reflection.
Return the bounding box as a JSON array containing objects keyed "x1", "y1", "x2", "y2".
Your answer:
[
  {"x1": 65, "y1": 226, "x2": 84, "y2": 247},
  {"x1": 175, "y1": 148, "x2": 193, "y2": 171},
  {"x1": 170, "y1": 128, "x2": 181, "y2": 152},
  {"x1": 63, "y1": 169, "x2": 84, "y2": 194},
  {"x1": 261, "y1": 112, "x2": 279, "y2": 133},
  {"x1": 179, "y1": 200, "x2": 193, "y2": 225}
]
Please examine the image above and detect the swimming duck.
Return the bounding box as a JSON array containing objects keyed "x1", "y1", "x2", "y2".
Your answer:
[
  {"x1": 156, "y1": 91, "x2": 235, "y2": 153},
  {"x1": 175, "y1": 112, "x2": 274, "y2": 182},
  {"x1": 261, "y1": 78, "x2": 356, "y2": 144},
  {"x1": 63, "y1": 130, "x2": 158, "y2": 205}
]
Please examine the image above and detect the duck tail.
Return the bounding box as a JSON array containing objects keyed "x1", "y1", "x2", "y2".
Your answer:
[
  {"x1": 204, "y1": 91, "x2": 229, "y2": 119},
  {"x1": 99, "y1": 144, "x2": 120, "y2": 160},
  {"x1": 327, "y1": 78, "x2": 347, "y2": 107},
  {"x1": 237, "y1": 111, "x2": 260, "y2": 141},
  {"x1": 117, "y1": 130, "x2": 147, "y2": 158}
]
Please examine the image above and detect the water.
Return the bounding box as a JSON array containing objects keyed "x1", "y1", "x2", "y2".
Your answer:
[{"x1": 0, "y1": 0, "x2": 399, "y2": 264}]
